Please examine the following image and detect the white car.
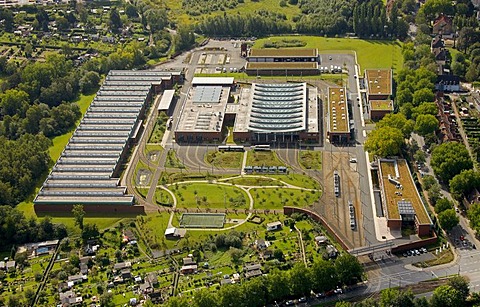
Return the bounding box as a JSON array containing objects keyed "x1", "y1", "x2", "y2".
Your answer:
[{"x1": 349, "y1": 158, "x2": 357, "y2": 163}]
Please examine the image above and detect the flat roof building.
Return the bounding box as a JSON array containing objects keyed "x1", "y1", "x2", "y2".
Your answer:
[
  {"x1": 326, "y1": 87, "x2": 351, "y2": 143},
  {"x1": 378, "y1": 158, "x2": 432, "y2": 236},
  {"x1": 365, "y1": 69, "x2": 393, "y2": 120},
  {"x1": 245, "y1": 48, "x2": 320, "y2": 76},
  {"x1": 175, "y1": 78, "x2": 232, "y2": 142},
  {"x1": 34, "y1": 70, "x2": 181, "y2": 215},
  {"x1": 157, "y1": 89, "x2": 176, "y2": 115},
  {"x1": 233, "y1": 82, "x2": 319, "y2": 144},
  {"x1": 369, "y1": 99, "x2": 394, "y2": 120}
]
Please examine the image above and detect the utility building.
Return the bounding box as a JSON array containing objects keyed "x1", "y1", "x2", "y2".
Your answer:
[
  {"x1": 245, "y1": 48, "x2": 320, "y2": 76},
  {"x1": 34, "y1": 70, "x2": 182, "y2": 214}
]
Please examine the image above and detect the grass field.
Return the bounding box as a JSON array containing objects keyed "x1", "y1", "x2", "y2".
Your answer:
[
  {"x1": 246, "y1": 150, "x2": 285, "y2": 167},
  {"x1": 299, "y1": 150, "x2": 322, "y2": 170},
  {"x1": 267, "y1": 173, "x2": 320, "y2": 189},
  {"x1": 145, "y1": 144, "x2": 163, "y2": 165},
  {"x1": 169, "y1": 183, "x2": 248, "y2": 209},
  {"x1": 253, "y1": 36, "x2": 403, "y2": 72},
  {"x1": 165, "y1": 149, "x2": 185, "y2": 168},
  {"x1": 205, "y1": 150, "x2": 243, "y2": 168},
  {"x1": 224, "y1": 176, "x2": 284, "y2": 186},
  {"x1": 48, "y1": 93, "x2": 96, "y2": 161},
  {"x1": 195, "y1": 72, "x2": 346, "y2": 84},
  {"x1": 155, "y1": 188, "x2": 173, "y2": 205},
  {"x1": 251, "y1": 187, "x2": 321, "y2": 209}
]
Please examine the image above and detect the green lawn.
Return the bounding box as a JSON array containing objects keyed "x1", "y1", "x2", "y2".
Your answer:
[
  {"x1": 205, "y1": 150, "x2": 243, "y2": 168},
  {"x1": 155, "y1": 188, "x2": 174, "y2": 206},
  {"x1": 165, "y1": 149, "x2": 185, "y2": 168},
  {"x1": 267, "y1": 173, "x2": 320, "y2": 189},
  {"x1": 169, "y1": 183, "x2": 248, "y2": 209},
  {"x1": 246, "y1": 150, "x2": 285, "y2": 167},
  {"x1": 251, "y1": 187, "x2": 321, "y2": 209},
  {"x1": 48, "y1": 93, "x2": 95, "y2": 161},
  {"x1": 223, "y1": 176, "x2": 284, "y2": 186},
  {"x1": 136, "y1": 213, "x2": 177, "y2": 250},
  {"x1": 299, "y1": 150, "x2": 322, "y2": 170},
  {"x1": 254, "y1": 36, "x2": 404, "y2": 72}
]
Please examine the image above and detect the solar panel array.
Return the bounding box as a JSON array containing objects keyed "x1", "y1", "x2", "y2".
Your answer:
[
  {"x1": 248, "y1": 83, "x2": 306, "y2": 132},
  {"x1": 34, "y1": 70, "x2": 174, "y2": 206}
]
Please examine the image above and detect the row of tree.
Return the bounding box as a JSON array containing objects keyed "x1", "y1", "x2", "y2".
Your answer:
[
  {"x1": 166, "y1": 254, "x2": 363, "y2": 307},
  {"x1": 195, "y1": 12, "x2": 292, "y2": 37},
  {"x1": 336, "y1": 276, "x2": 472, "y2": 307},
  {"x1": 0, "y1": 205, "x2": 67, "y2": 249}
]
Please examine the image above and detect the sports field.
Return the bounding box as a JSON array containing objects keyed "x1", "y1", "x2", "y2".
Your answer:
[{"x1": 180, "y1": 213, "x2": 226, "y2": 228}]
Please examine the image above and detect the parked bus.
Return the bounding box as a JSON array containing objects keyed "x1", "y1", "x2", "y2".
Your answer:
[
  {"x1": 218, "y1": 145, "x2": 245, "y2": 152},
  {"x1": 252, "y1": 145, "x2": 271, "y2": 151}
]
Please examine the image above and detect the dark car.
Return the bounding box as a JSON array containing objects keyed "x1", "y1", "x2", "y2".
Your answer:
[
  {"x1": 315, "y1": 292, "x2": 325, "y2": 299},
  {"x1": 285, "y1": 300, "x2": 294, "y2": 306}
]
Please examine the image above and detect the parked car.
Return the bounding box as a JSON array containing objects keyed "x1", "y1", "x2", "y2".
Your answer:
[
  {"x1": 285, "y1": 300, "x2": 295, "y2": 306},
  {"x1": 334, "y1": 288, "x2": 343, "y2": 294},
  {"x1": 315, "y1": 292, "x2": 325, "y2": 299},
  {"x1": 299, "y1": 297, "x2": 307, "y2": 303}
]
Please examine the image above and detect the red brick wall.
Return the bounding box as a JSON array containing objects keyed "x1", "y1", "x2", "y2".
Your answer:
[
  {"x1": 387, "y1": 219, "x2": 402, "y2": 230},
  {"x1": 391, "y1": 233, "x2": 438, "y2": 253},
  {"x1": 34, "y1": 204, "x2": 145, "y2": 216}
]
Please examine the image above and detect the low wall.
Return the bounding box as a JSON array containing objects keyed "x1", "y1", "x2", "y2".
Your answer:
[
  {"x1": 34, "y1": 204, "x2": 145, "y2": 216},
  {"x1": 391, "y1": 232, "x2": 438, "y2": 253},
  {"x1": 284, "y1": 206, "x2": 349, "y2": 251}
]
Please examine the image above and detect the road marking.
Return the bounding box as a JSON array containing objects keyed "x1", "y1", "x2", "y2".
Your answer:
[
  {"x1": 363, "y1": 130, "x2": 367, "y2": 137},
  {"x1": 432, "y1": 272, "x2": 438, "y2": 278}
]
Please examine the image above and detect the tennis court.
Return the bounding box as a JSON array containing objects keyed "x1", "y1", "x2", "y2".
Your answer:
[{"x1": 179, "y1": 213, "x2": 226, "y2": 228}]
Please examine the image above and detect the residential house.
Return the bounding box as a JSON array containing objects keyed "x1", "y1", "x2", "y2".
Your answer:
[
  {"x1": 435, "y1": 75, "x2": 461, "y2": 92},
  {"x1": 255, "y1": 239, "x2": 269, "y2": 250},
  {"x1": 314, "y1": 235, "x2": 328, "y2": 246},
  {"x1": 260, "y1": 249, "x2": 274, "y2": 260},
  {"x1": 121, "y1": 269, "x2": 132, "y2": 280},
  {"x1": 59, "y1": 290, "x2": 82, "y2": 307},
  {"x1": 431, "y1": 35, "x2": 444, "y2": 51},
  {"x1": 221, "y1": 278, "x2": 233, "y2": 285},
  {"x1": 326, "y1": 245, "x2": 338, "y2": 259},
  {"x1": 244, "y1": 263, "x2": 262, "y2": 279},
  {"x1": 266, "y1": 221, "x2": 282, "y2": 231},
  {"x1": 433, "y1": 15, "x2": 453, "y2": 36},
  {"x1": 180, "y1": 264, "x2": 198, "y2": 274},
  {"x1": 182, "y1": 257, "x2": 196, "y2": 266},
  {"x1": 114, "y1": 262, "x2": 132, "y2": 272},
  {"x1": 139, "y1": 282, "x2": 153, "y2": 294},
  {"x1": 67, "y1": 274, "x2": 86, "y2": 285},
  {"x1": 146, "y1": 272, "x2": 158, "y2": 286},
  {"x1": 79, "y1": 263, "x2": 88, "y2": 275},
  {"x1": 147, "y1": 291, "x2": 164, "y2": 304}
]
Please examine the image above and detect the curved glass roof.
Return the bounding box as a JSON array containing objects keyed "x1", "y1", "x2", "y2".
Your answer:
[{"x1": 248, "y1": 83, "x2": 306, "y2": 133}]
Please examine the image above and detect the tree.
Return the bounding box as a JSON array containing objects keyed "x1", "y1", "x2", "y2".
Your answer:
[
  {"x1": 435, "y1": 198, "x2": 453, "y2": 213},
  {"x1": 175, "y1": 25, "x2": 195, "y2": 52},
  {"x1": 109, "y1": 8, "x2": 123, "y2": 32},
  {"x1": 99, "y1": 292, "x2": 115, "y2": 307},
  {"x1": 266, "y1": 269, "x2": 289, "y2": 302},
  {"x1": 415, "y1": 114, "x2": 438, "y2": 136},
  {"x1": 422, "y1": 175, "x2": 437, "y2": 190},
  {"x1": 449, "y1": 169, "x2": 480, "y2": 200},
  {"x1": 125, "y1": 4, "x2": 138, "y2": 18},
  {"x1": 79, "y1": 71, "x2": 101, "y2": 94},
  {"x1": 273, "y1": 248, "x2": 284, "y2": 261},
  {"x1": 412, "y1": 88, "x2": 435, "y2": 106},
  {"x1": 289, "y1": 263, "x2": 312, "y2": 296},
  {"x1": 420, "y1": 0, "x2": 454, "y2": 22},
  {"x1": 438, "y1": 209, "x2": 459, "y2": 231},
  {"x1": 335, "y1": 302, "x2": 352, "y2": 307},
  {"x1": 380, "y1": 288, "x2": 414, "y2": 307},
  {"x1": 430, "y1": 285, "x2": 463, "y2": 307},
  {"x1": 365, "y1": 126, "x2": 404, "y2": 157},
  {"x1": 145, "y1": 9, "x2": 167, "y2": 33},
  {"x1": 376, "y1": 113, "x2": 414, "y2": 138},
  {"x1": 468, "y1": 203, "x2": 480, "y2": 234},
  {"x1": 218, "y1": 284, "x2": 245, "y2": 307},
  {"x1": 193, "y1": 288, "x2": 218, "y2": 307},
  {"x1": 72, "y1": 204, "x2": 85, "y2": 230},
  {"x1": 82, "y1": 223, "x2": 99, "y2": 242},
  {"x1": 412, "y1": 102, "x2": 438, "y2": 120},
  {"x1": 229, "y1": 247, "x2": 243, "y2": 264},
  {"x1": 0, "y1": 89, "x2": 30, "y2": 117},
  {"x1": 448, "y1": 276, "x2": 469, "y2": 302},
  {"x1": 430, "y1": 142, "x2": 473, "y2": 182},
  {"x1": 311, "y1": 259, "x2": 338, "y2": 292},
  {"x1": 242, "y1": 277, "x2": 268, "y2": 307},
  {"x1": 335, "y1": 253, "x2": 363, "y2": 285},
  {"x1": 414, "y1": 150, "x2": 427, "y2": 164}
]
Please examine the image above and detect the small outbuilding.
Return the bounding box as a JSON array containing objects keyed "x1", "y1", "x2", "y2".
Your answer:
[{"x1": 266, "y1": 221, "x2": 282, "y2": 231}]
